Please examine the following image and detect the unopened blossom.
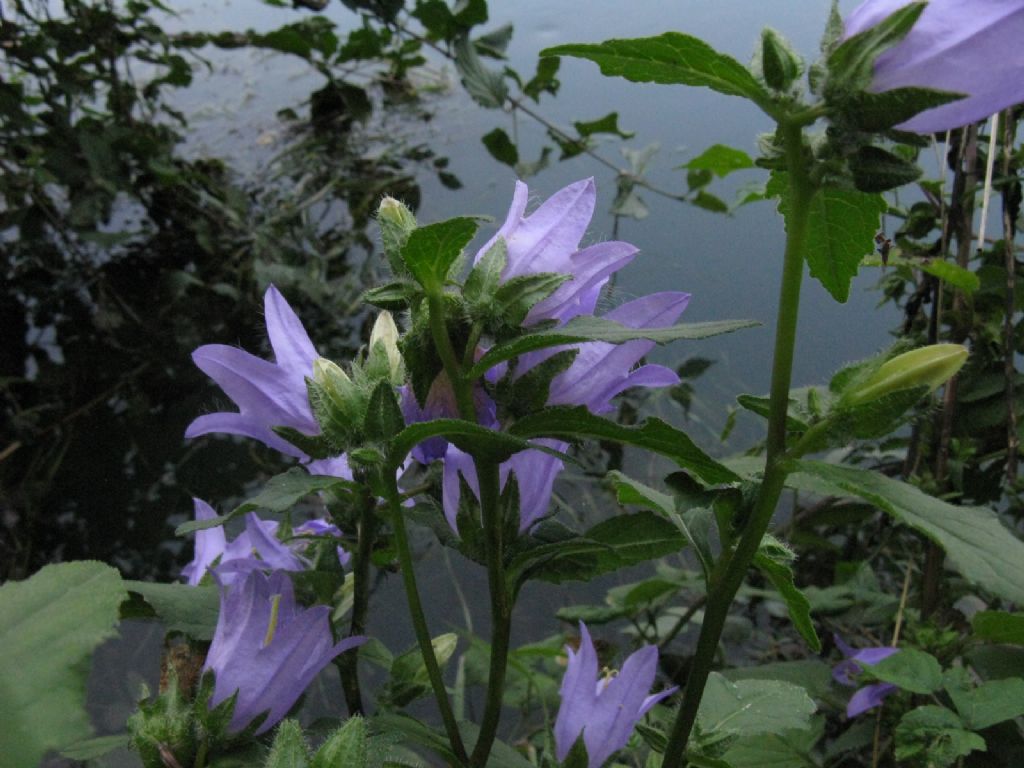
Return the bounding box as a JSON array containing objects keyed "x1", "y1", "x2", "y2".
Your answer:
[
  {"x1": 844, "y1": 0, "x2": 1024, "y2": 133},
  {"x1": 205, "y1": 570, "x2": 366, "y2": 734},
  {"x1": 833, "y1": 634, "x2": 900, "y2": 717},
  {"x1": 554, "y1": 622, "x2": 676, "y2": 768}
]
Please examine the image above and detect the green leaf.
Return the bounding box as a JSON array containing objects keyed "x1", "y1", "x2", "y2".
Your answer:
[
  {"x1": 839, "y1": 87, "x2": 966, "y2": 132},
  {"x1": 772, "y1": 174, "x2": 887, "y2": 303},
  {"x1": 175, "y1": 468, "x2": 355, "y2": 534},
  {"x1": 311, "y1": 716, "x2": 367, "y2": 768},
  {"x1": 826, "y1": 3, "x2": 926, "y2": 93},
  {"x1": 848, "y1": 146, "x2": 922, "y2": 193},
  {"x1": 60, "y1": 734, "x2": 130, "y2": 761},
  {"x1": 894, "y1": 706, "x2": 985, "y2": 767},
  {"x1": 481, "y1": 127, "x2": 518, "y2": 166},
  {"x1": 945, "y1": 674, "x2": 1024, "y2": 730},
  {"x1": 455, "y1": 37, "x2": 508, "y2": 108},
  {"x1": 401, "y1": 217, "x2": 480, "y2": 292},
  {"x1": 512, "y1": 511, "x2": 686, "y2": 586},
  {"x1": 266, "y1": 720, "x2": 309, "y2": 768},
  {"x1": 682, "y1": 144, "x2": 755, "y2": 178},
  {"x1": 492, "y1": 272, "x2": 572, "y2": 328},
  {"x1": 543, "y1": 33, "x2": 770, "y2": 107},
  {"x1": 868, "y1": 648, "x2": 942, "y2": 694},
  {"x1": 723, "y1": 720, "x2": 824, "y2": 768},
  {"x1": 469, "y1": 315, "x2": 758, "y2": 379},
  {"x1": 754, "y1": 547, "x2": 821, "y2": 652},
  {"x1": 511, "y1": 406, "x2": 740, "y2": 485},
  {"x1": 381, "y1": 636, "x2": 459, "y2": 708},
  {"x1": 121, "y1": 581, "x2": 220, "y2": 640},
  {"x1": 972, "y1": 611, "x2": 1024, "y2": 645},
  {"x1": 364, "y1": 381, "x2": 405, "y2": 443},
  {"x1": 789, "y1": 462, "x2": 1024, "y2": 604},
  {"x1": 573, "y1": 111, "x2": 634, "y2": 138},
  {"x1": 387, "y1": 419, "x2": 566, "y2": 470},
  {"x1": 524, "y1": 56, "x2": 560, "y2": 101},
  {"x1": 736, "y1": 394, "x2": 809, "y2": 431},
  {"x1": 916, "y1": 259, "x2": 981, "y2": 293},
  {"x1": 363, "y1": 280, "x2": 417, "y2": 310},
  {"x1": 697, "y1": 672, "x2": 817, "y2": 737},
  {"x1": 0, "y1": 562, "x2": 127, "y2": 768}
]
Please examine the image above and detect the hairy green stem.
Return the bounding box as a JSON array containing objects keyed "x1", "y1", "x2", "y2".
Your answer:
[
  {"x1": 338, "y1": 488, "x2": 377, "y2": 716},
  {"x1": 469, "y1": 459, "x2": 511, "y2": 767},
  {"x1": 387, "y1": 477, "x2": 469, "y2": 765},
  {"x1": 662, "y1": 118, "x2": 813, "y2": 765}
]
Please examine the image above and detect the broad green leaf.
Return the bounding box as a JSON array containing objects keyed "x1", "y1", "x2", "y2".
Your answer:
[
  {"x1": 722, "y1": 660, "x2": 835, "y2": 703},
  {"x1": 736, "y1": 394, "x2": 809, "y2": 431},
  {"x1": 175, "y1": 468, "x2": 355, "y2": 534},
  {"x1": 266, "y1": 720, "x2": 310, "y2": 768},
  {"x1": 723, "y1": 719, "x2": 824, "y2": 768},
  {"x1": 972, "y1": 611, "x2": 1024, "y2": 645},
  {"x1": 573, "y1": 111, "x2": 634, "y2": 138},
  {"x1": 754, "y1": 548, "x2": 821, "y2": 652},
  {"x1": 0, "y1": 562, "x2": 127, "y2": 768},
  {"x1": 311, "y1": 716, "x2": 367, "y2": 768},
  {"x1": 543, "y1": 33, "x2": 771, "y2": 108},
  {"x1": 773, "y1": 176, "x2": 887, "y2": 303},
  {"x1": 894, "y1": 706, "x2": 985, "y2": 767},
  {"x1": 60, "y1": 734, "x2": 130, "y2": 761},
  {"x1": 790, "y1": 462, "x2": 1024, "y2": 604},
  {"x1": 682, "y1": 144, "x2": 755, "y2": 177},
  {"x1": 511, "y1": 511, "x2": 686, "y2": 586},
  {"x1": 387, "y1": 418, "x2": 561, "y2": 470},
  {"x1": 917, "y1": 258, "x2": 981, "y2": 292},
  {"x1": 455, "y1": 37, "x2": 508, "y2": 109},
  {"x1": 511, "y1": 407, "x2": 740, "y2": 485},
  {"x1": 697, "y1": 673, "x2": 816, "y2": 737},
  {"x1": 481, "y1": 127, "x2": 518, "y2": 166},
  {"x1": 401, "y1": 217, "x2": 479, "y2": 291},
  {"x1": 849, "y1": 145, "x2": 922, "y2": 193},
  {"x1": 868, "y1": 648, "x2": 942, "y2": 694},
  {"x1": 469, "y1": 315, "x2": 758, "y2": 379},
  {"x1": 840, "y1": 87, "x2": 965, "y2": 132},
  {"x1": 607, "y1": 471, "x2": 714, "y2": 580},
  {"x1": 121, "y1": 581, "x2": 220, "y2": 640},
  {"x1": 945, "y1": 672, "x2": 1024, "y2": 730}
]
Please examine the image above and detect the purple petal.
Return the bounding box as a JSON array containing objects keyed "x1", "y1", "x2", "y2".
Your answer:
[
  {"x1": 847, "y1": 682, "x2": 898, "y2": 718},
  {"x1": 504, "y1": 440, "x2": 567, "y2": 531},
  {"x1": 182, "y1": 499, "x2": 227, "y2": 586},
  {"x1": 526, "y1": 240, "x2": 638, "y2": 325},
  {"x1": 853, "y1": 646, "x2": 900, "y2": 666},
  {"x1": 244, "y1": 513, "x2": 306, "y2": 572},
  {"x1": 442, "y1": 445, "x2": 480, "y2": 532},
  {"x1": 555, "y1": 622, "x2": 601, "y2": 761},
  {"x1": 264, "y1": 284, "x2": 318, "y2": 377},
  {"x1": 584, "y1": 645, "x2": 660, "y2": 767},
  {"x1": 185, "y1": 411, "x2": 306, "y2": 459},
  {"x1": 305, "y1": 454, "x2": 353, "y2": 479},
  {"x1": 844, "y1": 0, "x2": 1024, "y2": 133}
]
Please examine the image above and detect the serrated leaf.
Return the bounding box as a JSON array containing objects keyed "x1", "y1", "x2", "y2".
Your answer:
[
  {"x1": 789, "y1": 462, "x2": 1024, "y2": 604},
  {"x1": 121, "y1": 581, "x2": 220, "y2": 640},
  {"x1": 481, "y1": 127, "x2": 518, "y2": 166},
  {"x1": 512, "y1": 406, "x2": 740, "y2": 485},
  {"x1": 573, "y1": 111, "x2": 634, "y2": 138},
  {"x1": 0, "y1": 562, "x2": 127, "y2": 768},
  {"x1": 401, "y1": 217, "x2": 480, "y2": 292},
  {"x1": 363, "y1": 281, "x2": 417, "y2": 310},
  {"x1": 868, "y1": 648, "x2": 942, "y2": 694},
  {"x1": 755, "y1": 548, "x2": 821, "y2": 652},
  {"x1": 849, "y1": 146, "x2": 922, "y2": 193},
  {"x1": 894, "y1": 706, "x2": 985, "y2": 766},
  {"x1": 839, "y1": 87, "x2": 966, "y2": 132},
  {"x1": 682, "y1": 144, "x2": 755, "y2": 177},
  {"x1": 916, "y1": 259, "x2": 980, "y2": 293},
  {"x1": 469, "y1": 315, "x2": 758, "y2": 379},
  {"x1": 455, "y1": 37, "x2": 508, "y2": 108},
  {"x1": 492, "y1": 272, "x2": 572, "y2": 328},
  {"x1": 364, "y1": 381, "x2": 405, "y2": 443},
  {"x1": 175, "y1": 468, "x2": 356, "y2": 534},
  {"x1": 697, "y1": 673, "x2": 816, "y2": 737},
  {"x1": 387, "y1": 418, "x2": 559, "y2": 470},
  {"x1": 946, "y1": 676, "x2": 1024, "y2": 730},
  {"x1": 543, "y1": 33, "x2": 770, "y2": 108}
]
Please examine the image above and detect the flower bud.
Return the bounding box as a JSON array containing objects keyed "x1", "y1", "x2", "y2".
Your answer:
[
  {"x1": 313, "y1": 356, "x2": 352, "y2": 391},
  {"x1": 368, "y1": 310, "x2": 404, "y2": 384},
  {"x1": 377, "y1": 196, "x2": 418, "y2": 274},
  {"x1": 842, "y1": 344, "x2": 967, "y2": 407},
  {"x1": 760, "y1": 28, "x2": 801, "y2": 91}
]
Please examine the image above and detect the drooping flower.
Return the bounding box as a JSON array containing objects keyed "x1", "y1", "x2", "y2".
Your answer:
[
  {"x1": 843, "y1": 0, "x2": 1024, "y2": 133},
  {"x1": 474, "y1": 177, "x2": 638, "y2": 326},
  {"x1": 205, "y1": 569, "x2": 366, "y2": 734},
  {"x1": 554, "y1": 622, "x2": 677, "y2": 768},
  {"x1": 181, "y1": 500, "x2": 348, "y2": 586},
  {"x1": 832, "y1": 634, "x2": 900, "y2": 717}
]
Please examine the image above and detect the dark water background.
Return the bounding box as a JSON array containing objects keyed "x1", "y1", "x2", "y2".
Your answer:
[{"x1": 14, "y1": 0, "x2": 904, "y2": 762}]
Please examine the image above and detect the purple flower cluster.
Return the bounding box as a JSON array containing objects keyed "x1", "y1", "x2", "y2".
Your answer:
[
  {"x1": 554, "y1": 622, "x2": 676, "y2": 768},
  {"x1": 845, "y1": 0, "x2": 1024, "y2": 133},
  {"x1": 832, "y1": 634, "x2": 901, "y2": 717}
]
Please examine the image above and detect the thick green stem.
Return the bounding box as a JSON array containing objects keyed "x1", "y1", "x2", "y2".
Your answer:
[
  {"x1": 662, "y1": 119, "x2": 813, "y2": 766},
  {"x1": 428, "y1": 291, "x2": 477, "y2": 420},
  {"x1": 338, "y1": 488, "x2": 377, "y2": 716},
  {"x1": 387, "y1": 477, "x2": 469, "y2": 765},
  {"x1": 469, "y1": 459, "x2": 511, "y2": 767}
]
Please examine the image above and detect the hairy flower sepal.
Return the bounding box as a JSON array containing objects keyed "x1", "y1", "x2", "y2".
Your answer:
[{"x1": 378, "y1": 195, "x2": 419, "y2": 276}]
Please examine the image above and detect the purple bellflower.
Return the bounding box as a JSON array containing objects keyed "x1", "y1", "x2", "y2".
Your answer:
[
  {"x1": 832, "y1": 634, "x2": 900, "y2": 717},
  {"x1": 181, "y1": 500, "x2": 352, "y2": 585},
  {"x1": 185, "y1": 285, "x2": 351, "y2": 479},
  {"x1": 205, "y1": 569, "x2": 366, "y2": 734},
  {"x1": 844, "y1": 0, "x2": 1024, "y2": 133},
  {"x1": 554, "y1": 622, "x2": 677, "y2": 768}
]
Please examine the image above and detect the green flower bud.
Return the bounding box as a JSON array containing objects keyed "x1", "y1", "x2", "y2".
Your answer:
[
  {"x1": 842, "y1": 344, "x2": 967, "y2": 407},
  {"x1": 760, "y1": 28, "x2": 802, "y2": 92},
  {"x1": 311, "y1": 357, "x2": 363, "y2": 441},
  {"x1": 368, "y1": 310, "x2": 404, "y2": 384},
  {"x1": 377, "y1": 196, "x2": 418, "y2": 275}
]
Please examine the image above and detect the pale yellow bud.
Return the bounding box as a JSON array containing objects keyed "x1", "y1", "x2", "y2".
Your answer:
[
  {"x1": 369, "y1": 311, "x2": 404, "y2": 383},
  {"x1": 843, "y1": 344, "x2": 968, "y2": 407}
]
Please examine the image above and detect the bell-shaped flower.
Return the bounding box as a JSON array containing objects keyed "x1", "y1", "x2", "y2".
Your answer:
[
  {"x1": 832, "y1": 634, "x2": 901, "y2": 717},
  {"x1": 554, "y1": 622, "x2": 677, "y2": 768},
  {"x1": 205, "y1": 569, "x2": 367, "y2": 734},
  {"x1": 475, "y1": 178, "x2": 638, "y2": 326},
  {"x1": 292, "y1": 518, "x2": 352, "y2": 568},
  {"x1": 844, "y1": 0, "x2": 1024, "y2": 133}
]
